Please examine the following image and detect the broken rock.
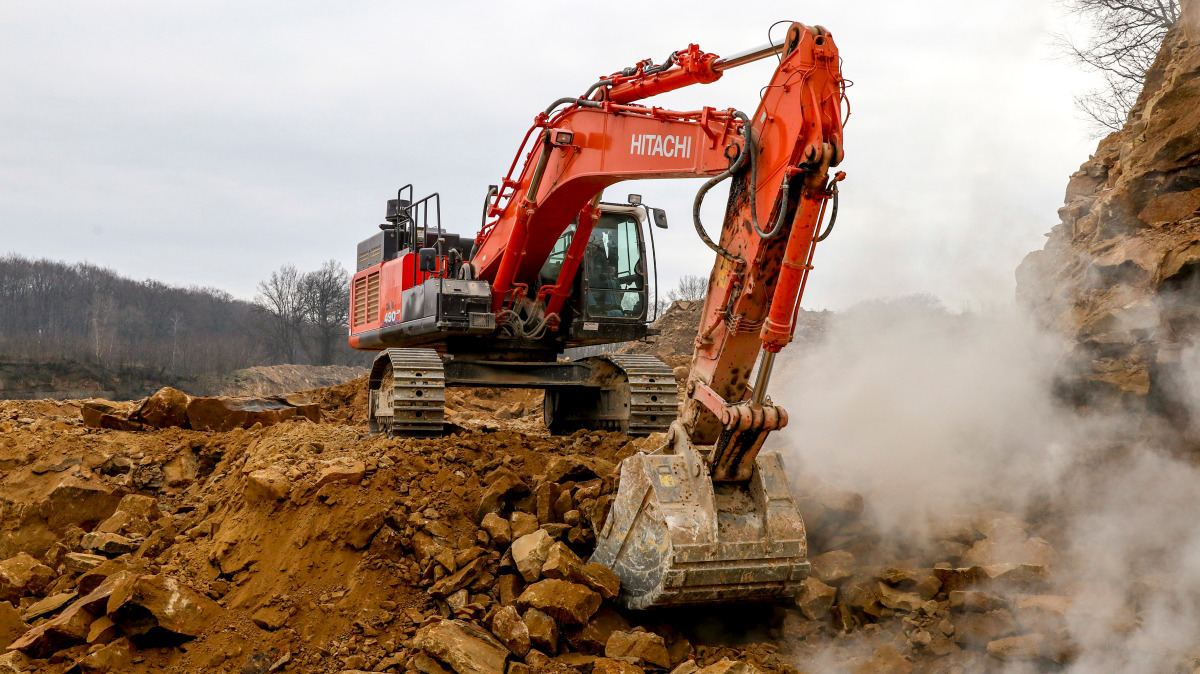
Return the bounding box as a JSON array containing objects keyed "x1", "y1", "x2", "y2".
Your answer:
[
  {"x1": 107, "y1": 574, "x2": 222, "y2": 642},
  {"x1": 413, "y1": 619, "x2": 510, "y2": 674},
  {"x1": 81, "y1": 532, "x2": 137, "y2": 556},
  {"x1": 0, "y1": 553, "x2": 55, "y2": 603},
  {"x1": 488, "y1": 605, "x2": 531, "y2": 657},
  {"x1": 517, "y1": 579, "x2": 602, "y2": 626},
  {"x1": 523, "y1": 607, "x2": 558, "y2": 654},
  {"x1": 795, "y1": 576, "x2": 836, "y2": 620},
  {"x1": 244, "y1": 468, "x2": 291, "y2": 502},
  {"x1": 133, "y1": 387, "x2": 191, "y2": 429},
  {"x1": 605, "y1": 630, "x2": 671, "y2": 669},
  {"x1": 315, "y1": 458, "x2": 366, "y2": 487},
  {"x1": 0, "y1": 601, "x2": 27, "y2": 650},
  {"x1": 511, "y1": 529, "x2": 554, "y2": 583},
  {"x1": 481, "y1": 512, "x2": 512, "y2": 548}
]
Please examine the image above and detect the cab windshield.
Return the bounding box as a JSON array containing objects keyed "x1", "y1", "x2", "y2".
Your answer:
[{"x1": 537, "y1": 212, "x2": 646, "y2": 320}]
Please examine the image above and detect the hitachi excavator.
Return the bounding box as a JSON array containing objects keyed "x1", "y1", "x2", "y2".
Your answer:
[{"x1": 349, "y1": 22, "x2": 846, "y2": 609}]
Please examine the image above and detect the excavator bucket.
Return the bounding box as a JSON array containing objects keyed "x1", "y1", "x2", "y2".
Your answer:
[{"x1": 591, "y1": 421, "x2": 809, "y2": 609}]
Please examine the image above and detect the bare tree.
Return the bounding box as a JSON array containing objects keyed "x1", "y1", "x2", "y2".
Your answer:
[
  {"x1": 667, "y1": 274, "x2": 708, "y2": 303},
  {"x1": 1059, "y1": 0, "x2": 1179, "y2": 134},
  {"x1": 255, "y1": 264, "x2": 307, "y2": 363},
  {"x1": 300, "y1": 260, "x2": 351, "y2": 366}
]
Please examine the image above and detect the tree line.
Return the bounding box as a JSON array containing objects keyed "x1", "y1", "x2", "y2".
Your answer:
[{"x1": 0, "y1": 255, "x2": 362, "y2": 378}]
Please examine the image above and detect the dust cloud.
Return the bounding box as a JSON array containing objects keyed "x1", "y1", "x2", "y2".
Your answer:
[{"x1": 768, "y1": 295, "x2": 1200, "y2": 671}]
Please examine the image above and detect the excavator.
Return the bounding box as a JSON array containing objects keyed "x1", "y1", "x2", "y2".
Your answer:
[{"x1": 349, "y1": 22, "x2": 846, "y2": 610}]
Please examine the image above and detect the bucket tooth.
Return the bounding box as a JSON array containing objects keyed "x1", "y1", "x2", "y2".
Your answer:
[{"x1": 591, "y1": 421, "x2": 808, "y2": 609}]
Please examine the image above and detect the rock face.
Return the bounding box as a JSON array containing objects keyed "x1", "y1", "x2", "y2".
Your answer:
[{"x1": 1017, "y1": 18, "x2": 1200, "y2": 419}]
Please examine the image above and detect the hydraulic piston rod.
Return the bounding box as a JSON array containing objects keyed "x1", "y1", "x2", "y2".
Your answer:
[{"x1": 712, "y1": 40, "x2": 786, "y2": 72}]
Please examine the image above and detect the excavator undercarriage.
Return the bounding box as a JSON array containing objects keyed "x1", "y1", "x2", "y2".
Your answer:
[{"x1": 367, "y1": 348, "x2": 678, "y2": 438}]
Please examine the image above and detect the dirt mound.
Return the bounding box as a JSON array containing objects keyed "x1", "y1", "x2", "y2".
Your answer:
[
  {"x1": 219, "y1": 365, "x2": 368, "y2": 397},
  {"x1": 0, "y1": 368, "x2": 1118, "y2": 674}
]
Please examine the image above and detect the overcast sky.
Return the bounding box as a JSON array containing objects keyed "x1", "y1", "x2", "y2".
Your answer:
[{"x1": 0, "y1": 1, "x2": 1100, "y2": 310}]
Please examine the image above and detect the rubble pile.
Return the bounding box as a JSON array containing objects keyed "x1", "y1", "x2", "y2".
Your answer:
[{"x1": 0, "y1": 380, "x2": 1116, "y2": 673}]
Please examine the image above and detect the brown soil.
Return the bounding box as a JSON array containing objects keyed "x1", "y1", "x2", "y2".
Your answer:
[{"x1": 0, "y1": 372, "x2": 1099, "y2": 674}]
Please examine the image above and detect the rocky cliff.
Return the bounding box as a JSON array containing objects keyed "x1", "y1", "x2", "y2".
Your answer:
[{"x1": 1017, "y1": 6, "x2": 1200, "y2": 424}]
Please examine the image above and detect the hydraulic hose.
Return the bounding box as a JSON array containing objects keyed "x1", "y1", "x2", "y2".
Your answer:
[
  {"x1": 814, "y1": 178, "x2": 839, "y2": 242},
  {"x1": 691, "y1": 112, "x2": 752, "y2": 265},
  {"x1": 692, "y1": 110, "x2": 789, "y2": 264}
]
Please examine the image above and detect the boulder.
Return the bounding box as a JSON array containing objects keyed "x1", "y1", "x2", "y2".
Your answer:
[
  {"x1": 114, "y1": 494, "x2": 160, "y2": 521},
  {"x1": 87, "y1": 615, "x2": 119, "y2": 644},
  {"x1": 605, "y1": 630, "x2": 671, "y2": 669},
  {"x1": 809, "y1": 550, "x2": 856, "y2": 585},
  {"x1": 22, "y1": 591, "x2": 75, "y2": 622},
  {"x1": 251, "y1": 603, "x2": 294, "y2": 631},
  {"x1": 954, "y1": 610, "x2": 1016, "y2": 647},
  {"x1": 488, "y1": 605, "x2": 531, "y2": 657},
  {"x1": 877, "y1": 582, "x2": 924, "y2": 613},
  {"x1": 106, "y1": 575, "x2": 222, "y2": 642},
  {"x1": 163, "y1": 449, "x2": 199, "y2": 486},
  {"x1": 481, "y1": 513, "x2": 512, "y2": 548},
  {"x1": 511, "y1": 530, "x2": 554, "y2": 583},
  {"x1": 80, "y1": 401, "x2": 142, "y2": 431},
  {"x1": 541, "y1": 542, "x2": 583, "y2": 581},
  {"x1": 40, "y1": 482, "x2": 122, "y2": 531},
  {"x1": 497, "y1": 574, "x2": 524, "y2": 607},
  {"x1": 77, "y1": 558, "x2": 142, "y2": 596},
  {"x1": 0, "y1": 652, "x2": 32, "y2": 673},
  {"x1": 95, "y1": 511, "x2": 151, "y2": 538},
  {"x1": 346, "y1": 510, "x2": 385, "y2": 550},
  {"x1": 517, "y1": 579, "x2": 602, "y2": 626},
  {"x1": 510, "y1": 512, "x2": 540, "y2": 539},
  {"x1": 0, "y1": 553, "x2": 55, "y2": 602},
  {"x1": 81, "y1": 532, "x2": 137, "y2": 556},
  {"x1": 477, "y1": 469, "x2": 529, "y2": 522},
  {"x1": 0, "y1": 601, "x2": 27, "y2": 650},
  {"x1": 795, "y1": 576, "x2": 836, "y2": 620},
  {"x1": 523, "y1": 607, "x2": 558, "y2": 654},
  {"x1": 413, "y1": 619, "x2": 510, "y2": 674},
  {"x1": 133, "y1": 388, "x2": 191, "y2": 429},
  {"x1": 8, "y1": 598, "x2": 94, "y2": 657},
  {"x1": 244, "y1": 468, "x2": 291, "y2": 502},
  {"x1": 315, "y1": 458, "x2": 366, "y2": 487},
  {"x1": 565, "y1": 606, "x2": 630, "y2": 653},
  {"x1": 186, "y1": 396, "x2": 306, "y2": 432},
  {"x1": 575, "y1": 562, "x2": 621, "y2": 600},
  {"x1": 430, "y1": 557, "x2": 486, "y2": 598}
]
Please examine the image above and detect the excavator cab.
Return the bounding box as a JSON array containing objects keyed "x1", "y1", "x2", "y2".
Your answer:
[{"x1": 538, "y1": 202, "x2": 653, "y2": 327}]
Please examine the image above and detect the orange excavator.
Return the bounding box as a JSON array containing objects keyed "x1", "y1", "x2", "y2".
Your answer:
[{"x1": 349, "y1": 22, "x2": 846, "y2": 609}]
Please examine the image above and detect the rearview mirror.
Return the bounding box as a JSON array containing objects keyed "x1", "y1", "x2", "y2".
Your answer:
[
  {"x1": 651, "y1": 207, "x2": 668, "y2": 229},
  {"x1": 418, "y1": 247, "x2": 438, "y2": 273}
]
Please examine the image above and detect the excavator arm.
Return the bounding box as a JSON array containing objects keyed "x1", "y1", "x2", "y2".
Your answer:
[{"x1": 472, "y1": 23, "x2": 845, "y2": 480}]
